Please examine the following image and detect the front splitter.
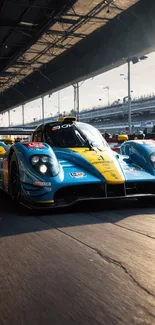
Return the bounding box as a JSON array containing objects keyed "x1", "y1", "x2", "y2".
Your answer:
[{"x1": 19, "y1": 193, "x2": 155, "y2": 210}]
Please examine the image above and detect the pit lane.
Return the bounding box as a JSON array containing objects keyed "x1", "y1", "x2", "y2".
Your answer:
[{"x1": 0, "y1": 192, "x2": 155, "y2": 325}]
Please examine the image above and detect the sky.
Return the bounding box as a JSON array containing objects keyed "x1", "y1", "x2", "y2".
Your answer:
[{"x1": 1, "y1": 51, "x2": 155, "y2": 126}]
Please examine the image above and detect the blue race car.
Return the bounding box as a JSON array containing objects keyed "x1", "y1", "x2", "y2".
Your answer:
[{"x1": 0, "y1": 116, "x2": 155, "y2": 209}]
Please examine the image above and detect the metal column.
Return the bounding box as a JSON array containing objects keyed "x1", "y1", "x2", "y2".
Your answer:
[
  {"x1": 77, "y1": 82, "x2": 79, "y2": 120},
  {"x1": 42, "y1": 96, "x2": 45, "y2": 122},
  {"x1": 73, "y1": 83, "x2": 79, "y2": 120},
  {"x1": 58, "y1": 92, "x2": 60, "y2": 118},
  {"x1": 74, "y1": 85, "x2": 76, "y2": 113},
  {"x1": 8, "y1": 110, "x2": 10, "y2": 127},
  {"x1": 107, "y1": 87, "x2": 110, "y2": 106},
  {"x1": 103, "y1": 86, "x2": 110, "y2": 106},
  {"x1": 22, "y1": 104, "x2": 24, "y2": 126},
  {"x1": 127, "y1": 60, "x2": 131, "y2": 134}
]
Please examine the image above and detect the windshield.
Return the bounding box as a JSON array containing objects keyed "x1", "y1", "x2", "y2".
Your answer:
[
  {"x1": 76, "y1": 122, "x2": 108, "y2": 148},
  {"x1": 44, "y1": 122, "x2": 107, "y2": 148}
]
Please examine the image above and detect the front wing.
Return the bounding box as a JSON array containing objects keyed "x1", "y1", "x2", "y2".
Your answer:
[{"x1": 19, "y1": 181, "x2": 155, "y2": 210}]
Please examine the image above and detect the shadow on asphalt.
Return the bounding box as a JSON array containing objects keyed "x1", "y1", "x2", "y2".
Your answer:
[{"x1": 0, "y1": 190, "x2": 155, "y2": 238}]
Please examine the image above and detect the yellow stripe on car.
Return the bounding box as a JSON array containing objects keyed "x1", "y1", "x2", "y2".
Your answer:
[
  {"x1": 34, "y1": 200, "x2": 55, "y2": 204},
  {"x1": 70, "y1": 147, "x2": 125, "y2": 184}
]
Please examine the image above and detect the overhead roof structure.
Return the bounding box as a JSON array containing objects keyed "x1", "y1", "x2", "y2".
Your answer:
[
  {"x1": 0, "y1": 0, "x2": 77, "y2": 92},
  {"x1": 0, "y1": 0, "x2": 150, "y2": 112}
]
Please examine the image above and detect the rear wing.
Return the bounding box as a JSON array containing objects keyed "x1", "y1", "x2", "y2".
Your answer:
[
  {"x1": 0, "y1": 127, "x2": 34, "y2": 136},
  {"x1": 58, "y1": 116, "x2": 76, "y2": 123}
]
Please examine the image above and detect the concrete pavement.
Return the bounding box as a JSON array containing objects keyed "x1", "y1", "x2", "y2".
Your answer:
[{"x1": 0, "y1": 192, "x2": 155, "y2": 325}]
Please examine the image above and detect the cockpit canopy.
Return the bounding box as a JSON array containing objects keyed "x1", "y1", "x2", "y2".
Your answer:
[{"x1": 44, "y1": 122, "x2": 108, "y2": 148}]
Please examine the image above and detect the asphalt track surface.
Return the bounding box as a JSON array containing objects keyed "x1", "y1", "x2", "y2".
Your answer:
[{"x1": 0, "y1": 192, "x2": 155, "y2": 325}]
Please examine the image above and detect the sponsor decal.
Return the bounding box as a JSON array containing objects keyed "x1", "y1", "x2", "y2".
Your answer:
[
  {"x1": 52, "y1": 124, "x2": 72, "y2": 131},
  {"x1": 34, "y1": 181, "x2": 51, "y2": 186},
  {"x1": 98, "y1": 155, "x2": 104, "y2": 161},
  {"x1": 52, "y1": 126, "x2": 60, "y2": 131},
  {"x1": 124, "y1": 167, "x2": 140, "y2": 174},
  {"x1": 103, "y1": 170, "x2": 118, "y2": 179},
  {"x1": 44, "y1": 187, "x2": 52, "y2": 192},
  {"x1": 92, "y1": 161, "x2": 112, "y2": 165},
  {"x1": 70, "y1": 172, "x2": 86, "y2": 178},
  {"x1": 110, "y1": 173, "x2": 118, "y2": 179},
  {"x1": 23, "y1": 142, "x2": 45, "y2": 149}
]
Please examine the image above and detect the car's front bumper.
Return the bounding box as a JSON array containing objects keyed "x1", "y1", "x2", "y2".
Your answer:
[{"x1": 20, "y1": 193, "x2": 155, "y2": 210}]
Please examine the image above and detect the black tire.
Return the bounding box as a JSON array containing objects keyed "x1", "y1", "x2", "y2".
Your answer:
[{"x1": 9, "y1": 152, "x2": 20, "y2": 201}]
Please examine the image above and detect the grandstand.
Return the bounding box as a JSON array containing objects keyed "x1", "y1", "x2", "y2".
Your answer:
[{"x1": 16, "y1": 94, "x2": 155, "y2": 133}]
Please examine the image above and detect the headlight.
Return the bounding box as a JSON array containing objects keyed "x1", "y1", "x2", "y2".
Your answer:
[
  {"x1": 30, "y1": 155, "x2": 59, "y2": 177},
  {"x1": 39, "y1": 164, "x2": 48, "y2": 174},
  {"x1": 41, "y1": 156, "x2": 49, "y2": 163},
  {"x1": 31, "y1": 156, "x2": 40, "y2": 164}
]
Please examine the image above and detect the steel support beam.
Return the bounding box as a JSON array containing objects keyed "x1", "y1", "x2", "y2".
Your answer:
[
  {"x1": 8, "y1": 110, "x2": 10, "y2": 127},
  {"x1": 64, "y1": 13, "x2": 110, "y2": 21},
  {"x1": 46, "y1": 30, "x2": 85, "y2": 38},
  {"x1": 56, "y1": 17, "x2": 77, "y2": 25},
  {"x1": 22, "y1": 104, "x2": 24, "y2": 125},
  {"x1": 42, "y1": 96, "x2": 45, "y2": 122}
]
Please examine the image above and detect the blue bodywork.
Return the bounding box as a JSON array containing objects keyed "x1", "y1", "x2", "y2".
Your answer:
[
  {"x1": 0, "y1": 136, "x2": 155, "y2": 209},
  {"x1": 120, "y1": 140, "x2": 155, "y2": 178}
]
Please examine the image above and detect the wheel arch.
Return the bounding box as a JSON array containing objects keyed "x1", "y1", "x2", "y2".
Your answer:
[{"x1": 8, "y1": 148, "x2": 20, "y2": 200}]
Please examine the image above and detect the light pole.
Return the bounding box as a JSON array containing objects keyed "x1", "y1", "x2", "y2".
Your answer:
[
  {"x1": 121, "y1": 55, "x2": 148, "y2": 134},
  {"x1": 53, "y1": 93, "x2": 63, "y2": 118},
  {"x1": 103, "y1": 86, "x2": 110, "y2": 106},
  {"x1": 73, "y1": 83, "x2": 80, "y2": 120},
  {"x1": 48, "y1": 91, "x2": 61, "y2": 118}
]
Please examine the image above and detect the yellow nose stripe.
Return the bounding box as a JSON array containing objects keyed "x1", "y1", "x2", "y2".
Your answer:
[{"x1": 70, "y1": 148, "x2": 125, "y2": 184}]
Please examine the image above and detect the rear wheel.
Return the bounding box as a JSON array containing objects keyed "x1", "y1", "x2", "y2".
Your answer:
[{"x1": 9, "y1": 152, "x2": 20, "y2": 200}]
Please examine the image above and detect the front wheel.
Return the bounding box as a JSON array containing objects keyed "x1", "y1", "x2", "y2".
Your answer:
[{"x1": 9, "y1": 152, "x2": 20, "y2": 201}]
